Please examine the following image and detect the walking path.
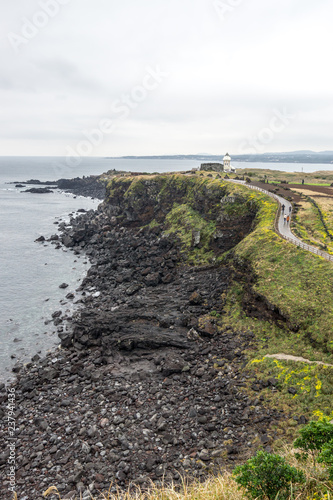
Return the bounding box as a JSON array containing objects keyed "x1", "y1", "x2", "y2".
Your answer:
[
  {"x1": 227, "y1": 180, "x2": 333, "y2": 263},
  {"x1": 265, "y1": 353, "x2": 333, "y2": 367}
]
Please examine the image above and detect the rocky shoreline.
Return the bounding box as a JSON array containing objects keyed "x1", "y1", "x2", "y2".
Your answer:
[
  {"x1": 0, "y1": 174, "x2": 287, "y2": 499},
  {"x1": 11, "y1": 174, "x2": 107, "y2": 200}
]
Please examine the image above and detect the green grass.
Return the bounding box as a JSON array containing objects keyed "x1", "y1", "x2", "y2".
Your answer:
[
  {"x1": 236, "y1": 168, "x2": 333, "y2": 186},
  {"x1": 217, "y1": 275, "x2": 333, "y2": 432},
  {"x1": 164, "y1": 203, "x2": 217, "y2": 264},
  {"x1": 229, "y1": 189, "x2": 333, "y2": 355},
  {"x1": 292, "y1": 200, "x2": 333, "y2": 254},
  {"x1": 289, "y1": 183, "x2": 332, "y2": 187},
  {"x1": 202, "y1": 183, "x2": 333, "y2": 426},
  {"x1": 299, "y1": 183, "x2": 332, "y2": 187},
  {"x1": 248, "y1": 357, "x2": 333, "y2": 425}
]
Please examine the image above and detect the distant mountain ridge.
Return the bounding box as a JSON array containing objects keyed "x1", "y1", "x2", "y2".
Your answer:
[{"x1": 106, "y1": 151, "x2": 333, "y2": 164}]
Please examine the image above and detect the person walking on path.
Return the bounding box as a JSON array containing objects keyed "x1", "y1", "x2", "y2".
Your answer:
[
  {"x1": 289, "y1": 206, "x2": 292, "y2": 213},
  {"x1": 282, "y1": 203, "x2": 285, "y2": 213},
  {"x1": 287, "y1": 214, "x2": 290, "y2": 225},
  {"x1": 225, "y1": 178, "x2": 333, "y2": 263}
]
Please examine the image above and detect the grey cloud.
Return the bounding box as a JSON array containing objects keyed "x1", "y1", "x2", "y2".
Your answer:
[
  {"x1": 32, "y1": 58, "x2": 105, "y2": 92},
  {"x1": 0, "y1": 0, "x2": 332, "y2": 155}
]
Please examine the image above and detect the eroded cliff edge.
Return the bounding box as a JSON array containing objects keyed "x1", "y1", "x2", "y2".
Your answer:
[
  {"x1": 1, "y1": 173, "x2": 290, "y2": 497},
  {"x1": 59, "y1": 174, "x2": 258, "y2": 350}
]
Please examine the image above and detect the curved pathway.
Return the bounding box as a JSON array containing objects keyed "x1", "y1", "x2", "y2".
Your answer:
[
  {"x1": 265, "y1": 353, "x2": 333, "y2": 367},
  {"x1": 227, "y1": 180, "x2": 333, "y2": 263}
]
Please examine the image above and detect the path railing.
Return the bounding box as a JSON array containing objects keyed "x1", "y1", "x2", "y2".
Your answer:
[
  {"x1": 278, "y1": 234, "x2": 333, "y2": 261},
  {"x1": 226, "y1": 180, "x2": 333, "y2": 263}
]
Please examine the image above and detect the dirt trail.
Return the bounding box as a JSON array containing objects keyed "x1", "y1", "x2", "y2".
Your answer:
[{"x1": 265, "y1": 353, "x2": 333, "y2": 367}]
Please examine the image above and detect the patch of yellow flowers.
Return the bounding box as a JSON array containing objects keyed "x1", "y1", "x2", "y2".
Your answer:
[
  {"x1": 250, "y1": 357, "x2": 323, "y2": 398},
  {"x1": 313, "y1": 409, "x2": 333, "y2": 421},
  {"x1": 307, "y1": 492, "x2": 331, "y2": 500}
]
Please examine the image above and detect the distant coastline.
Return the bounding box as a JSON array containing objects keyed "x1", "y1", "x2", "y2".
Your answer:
[{"x1": 106, "y1": 151, "x2": 333, "y2": 165}]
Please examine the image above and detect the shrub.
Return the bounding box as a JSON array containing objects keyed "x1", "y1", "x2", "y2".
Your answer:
[
  {"x1": 318, "y1": 439, "x2": 333, "y2": 480},
  {"x1": 233, "y1": 451, "x2": 305, "y2": 499},
  {"x1": 294, "y1": 418, "x2": 333, "y2": 466}
]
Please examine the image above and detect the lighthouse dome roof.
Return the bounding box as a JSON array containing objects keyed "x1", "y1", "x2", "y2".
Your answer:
[{"x1": 223, "y1": 153, "x2": 231, "y2": 161}]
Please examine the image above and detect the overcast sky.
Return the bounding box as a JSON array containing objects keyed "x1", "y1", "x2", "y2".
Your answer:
[{"x1": 0, "y1": 0, "x2": 332, "y2": 156}]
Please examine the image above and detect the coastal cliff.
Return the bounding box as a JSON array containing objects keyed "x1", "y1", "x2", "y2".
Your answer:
[
  {"x1": 2, "y1": 172, "x2": 333, "y2": 498},
  {"x1": 58, "y1": 174, "x2": 257, "y2": 349}
]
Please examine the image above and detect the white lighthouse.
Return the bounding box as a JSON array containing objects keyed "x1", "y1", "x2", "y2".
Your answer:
[
  {"x1": 223, "y1": 153, "x2": 231, "y2": 171},
  {"x1": 223, "y1": 153, "x2": 235, "y2": 173}
]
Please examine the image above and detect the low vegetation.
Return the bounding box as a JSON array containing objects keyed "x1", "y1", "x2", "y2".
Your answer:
[
  {"x1": 292, "y1": 193, "x2": 333, "y2": 254},
  {"x1": 235, "y1": 168, "x2": 333, "y2": 186},
  {"x1": 246, "y1": 357, "x2": 333, "y2": 431},
  {"x1": 43, "y1": 444, "x2": 333, "y2": 500},
  {"x1": 164, "y1": 203, "x2": 216, "y2": 265},
  {"x1": 233, "y1": 451, "x2": 306, "y2": 499},
  {"x1": 225, "y1": 187, "x2": 333, "y2": 348},
  {"x1": 211, "y1": 180, "x2": 333, "y2": 431},
  {"x1": 294, "y1": 417, "x2": 333, "y2": 468}
]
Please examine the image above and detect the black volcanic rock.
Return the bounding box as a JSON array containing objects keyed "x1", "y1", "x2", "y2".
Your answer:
[
  {"x1": 57, "y1": 176, "x2": 106, "y2": 199},
  {"x1": 35, "y1": 235, "x2": 46, "y2": 242},
  {"x1": 24, "y1": 187, "x2": 54, "y2": 194},
  {"x1": 12, "y1": 174, "x2": 107, "y2": 199}
]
